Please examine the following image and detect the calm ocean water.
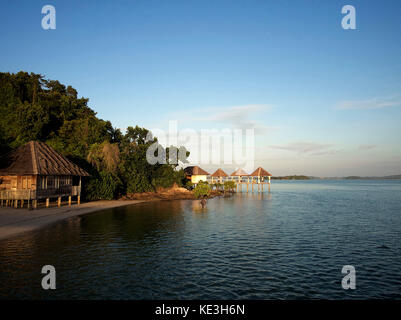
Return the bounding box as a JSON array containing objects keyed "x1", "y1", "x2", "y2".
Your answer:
[{"x1": 0, "y1": 180, "x2": 400, "y2": 299}]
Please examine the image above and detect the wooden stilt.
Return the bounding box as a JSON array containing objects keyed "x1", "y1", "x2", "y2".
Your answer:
[
  {"x1": 262, "y1": 183, "x2": 264, "y2": 192},
  {"x1": 33, "y1": 200, "x2": 37, "y2": 209},
  {"x1": 58, "y1": 197, "x2": 61, "y2": 207},
  {"x1": 46, "y1": 198, "x2": 50, "y2": 208},
  {"x1": 21, "y1": 199, "x2": 24, "y2": 208},
  {"x1": 68, "y1": 196, "x2": 72, "y2": 207},
  {"x1": 77, "y1": 196, "x2": 80, "y2": 205}
]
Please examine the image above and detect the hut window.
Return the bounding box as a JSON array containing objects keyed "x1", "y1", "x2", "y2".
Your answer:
[
  {"x1": 39, "y1": 176, "x2": 47, "y2": 189},
  {"x1": 59, "y1": 176, "x2": 68, "y2": 186},
  {"x1": 47, "y1": 176, "x2": 56, "y2": 188}
]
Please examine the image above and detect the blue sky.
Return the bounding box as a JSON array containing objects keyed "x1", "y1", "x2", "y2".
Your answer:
[{"x1": 1, "y1": 0, "x2": 401, "y2": 176}]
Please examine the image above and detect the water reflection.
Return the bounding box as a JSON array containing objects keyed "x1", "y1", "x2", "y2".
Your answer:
[{"x1": 1, "y1": 181, "x2": 401, "y2": 299}]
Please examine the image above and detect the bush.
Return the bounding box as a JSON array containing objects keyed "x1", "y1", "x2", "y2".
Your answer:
[
  {"x1": 224, "y1": 180, "x2": 236, "y2": 192},
  {"x1": 193, "y1": 181, "x2": 211, "y2": 198},
  {"x1": 85, "y1": 170, "x2": 122, "y2": 200},
  {"x1": 184, "y1": 180, "x2": 194, "y2": 190}
]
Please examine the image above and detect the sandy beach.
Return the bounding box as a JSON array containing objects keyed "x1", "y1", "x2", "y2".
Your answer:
[{"x1": 0, "y1": 200, "x2": 152, "y2": 241}]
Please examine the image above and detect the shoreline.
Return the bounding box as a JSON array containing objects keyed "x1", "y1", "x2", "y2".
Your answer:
[
  {"x1": 0, "y1": 187, "x2": 229, "y2": 242},
  {"x1": 0, "y1": 199, "x2": 157, "y2": 242}
]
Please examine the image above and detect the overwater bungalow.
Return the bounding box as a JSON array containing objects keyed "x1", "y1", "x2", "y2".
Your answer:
[
  {"x1": 230, "y1": 168, "x2": 249, "y2": 183},
  {"x1": 250, "y1": 167, "x2": 272, "y2": 183},
  {"x1": 0, "y1": 141, "x2": 89, "y2": 208},
  {"x1": 184, "y1": 166, "x2": 210, "y2": 184},
  {"x1": 210, "y1": 168, "x2": 228, "y2": 184}
]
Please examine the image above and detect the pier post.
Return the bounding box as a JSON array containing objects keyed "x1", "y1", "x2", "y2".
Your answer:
[
  {"x1": 68, "y1": 196, "x2": 72, "y2": 207},
  {"x1": 262, "y1": 183, "x2": 264, "y2": 192},
  {"x1": 58, "y1": 197, "x2": 61, "y2": 207},
  {"x1": 46, "y1": 198, "x2": 49, "y2": 208},
  {"x1": 77, "y1": 195, "x2": 80, "y2": 205}
]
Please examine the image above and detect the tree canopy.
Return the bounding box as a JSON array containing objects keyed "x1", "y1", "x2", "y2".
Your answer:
[{"x1": 0, "y1": 71, "x2": 189, "y2": 199}]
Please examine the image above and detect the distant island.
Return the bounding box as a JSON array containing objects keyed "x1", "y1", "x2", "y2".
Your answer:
[
  {"x1": 271, "y1": 175, "x2": 311, "y2": 180},
  {"x1": 272, "y1": 175, "x2": 401, "y2": 180},
  {"x1": 343, "y1": 175, "x2": 401, "y2": 180}
]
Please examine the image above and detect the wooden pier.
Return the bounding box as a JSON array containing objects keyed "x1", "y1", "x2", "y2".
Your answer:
[
  {"x1": 235, "y1": 181, "x2": 271, "y2": 193},
  {"x1": 207, "y1": 167, "x2": 272, "y2": 193}
]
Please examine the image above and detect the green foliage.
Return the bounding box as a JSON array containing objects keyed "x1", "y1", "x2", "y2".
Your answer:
[
  {"x1": 152, "y1": 166, "x2": 186, "y2": 189},
  {"x1": 85, "y1": 170, "x2": 122, "y2": 200},
  {"x1": 213, "y1": 182, "x2": 223, "y2": 190},
  {"x1": 224, "y1": 180, "x2": 236, "y2": 191},
  {"x1": 0, "y1": 72, "x2": 190, "y2": 200},
  {"x1": 193, "y1": 181, "x2": 211, "y2": 198},
  {"x1": 184, "y1": 180, "x2": 194, "y2": 190}
]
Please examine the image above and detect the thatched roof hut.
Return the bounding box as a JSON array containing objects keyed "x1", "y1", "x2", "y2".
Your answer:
[
  {"x1": 184, "y1": 166, "x2": 210, "y2": 176},
  {"x1": 211, "y1": 168, "x2": 228, "y2": 178},
  {"x1": 184, "y1": 166, "x2": 209, "y2": 184},
  {"x1": 0, "y1": 141, "x2": 89, "y2": 204},
  {"x1": 0, "y1": 141, "x2": 89, "y2": 176},
  {"x1": 230, "y1": 168, "x2": 249, "y2": 176},
  {"x1": 250, "y1": 167, "x2": 272, "y2": 177}
]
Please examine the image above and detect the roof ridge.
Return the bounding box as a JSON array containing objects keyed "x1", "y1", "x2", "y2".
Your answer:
[{"x1": 30, "y1": 141, "x2": 39, "y2": 174}]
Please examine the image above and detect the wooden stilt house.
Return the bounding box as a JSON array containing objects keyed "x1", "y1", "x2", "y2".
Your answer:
[
  {"x1": 230, "y1": 168, "x2": 249, "y2": 183},
  {"x1": 211, "y1": 168, "x2": 228, "y2": 184},
  {"x1": 0, "y1": 141, "x2": 89, "y2": 208},
  {"x1": 184, "y1": 166, "x2": 210, "y2": 184},
  {"x1": 249, "y1": 167, "x2": 272, "y2": 183}
]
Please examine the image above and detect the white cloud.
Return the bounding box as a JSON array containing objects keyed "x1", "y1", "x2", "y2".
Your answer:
[
  {"x1": 270, "y1": 141, "x2": 336, "y2": 155},
  {"x1": 336, "y1": 96, "x2": 401, "y2": 110},
  {"x1": 358, "y1": 144, "x2": 376, "y2": 150},
  {"x1": 199, "y1": 104, "x2": 274, "y2": 135}
]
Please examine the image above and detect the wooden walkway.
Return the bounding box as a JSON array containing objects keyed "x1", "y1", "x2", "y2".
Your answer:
[{"x1": 235, "y1": 182, "x2": 271, "y2": 193}]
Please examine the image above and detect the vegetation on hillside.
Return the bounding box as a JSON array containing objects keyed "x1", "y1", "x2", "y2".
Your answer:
[{"x1": 0, "y1": 71, "x2": 189, "y2": 200}]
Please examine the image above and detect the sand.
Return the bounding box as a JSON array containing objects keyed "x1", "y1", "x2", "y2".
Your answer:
[{"x1": 0, "y1": 200, "x2": 152, "y2": 241}]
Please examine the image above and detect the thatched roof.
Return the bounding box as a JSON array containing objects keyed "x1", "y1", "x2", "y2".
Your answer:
[
  {"x1": 184, "y1": 166, "x2": 210, "y2": 176},
  {"x1": 0, "y1": 141, "x2": 89, "y2": 176},
  {"x1": 211, "y1": 168, "x2": 228, "y2": 177},
  {"x1": 230, "y1": 168, "x2": 249, "y2": 176},
  {"x1": 250, "y1": 167, "x2": 272, "y2": 177}
]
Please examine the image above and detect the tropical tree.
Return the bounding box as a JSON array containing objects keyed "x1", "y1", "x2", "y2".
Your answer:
[
  {"x1": 0, "y1": 71, "x2": 191, "y2": 200},
  {"x1": 193, "y1": 181, "x2": 211, "y2": 198},
  {"x1": 224, "y1": 180, "x2": 236, "y2": 192}
]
